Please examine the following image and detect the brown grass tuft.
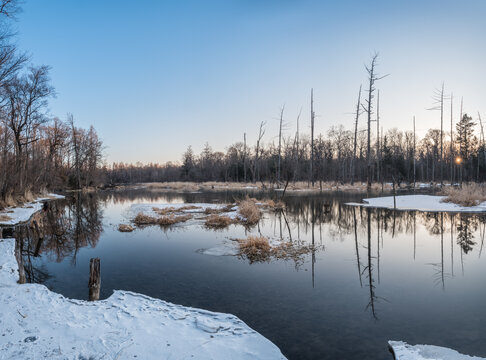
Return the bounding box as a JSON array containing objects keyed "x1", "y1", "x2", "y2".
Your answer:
[
  {"x1": 0, "y1": 214, "x2": 12, "y2": 222},
  {"x1": 440, "y1": 183, "x2": 486, "y2": 207},
  {"x1": 238, "y1": 236, "x2": 271, "y2": 262},
  {"x1": 134, "y1": 213, "x2": 159, "y2": 225},
  {"x1": 204, "y1": 214, "x2": 234, "y2": 228},
  {"x1": 157, "y1": 214, "x2": 192, "y2": 226},
  {"x1": 118, "y1": 224, "x2": 135, "y2": 232},
  {"x1": 204, "y1": 204, "x2": 236, "y2": 214},
  {"x1": 152, "y1": 205, "x2": 200, "y2": 215},
  {"x1": 134, "y1": 212, "x2": 192, "y2": 226},
  {"x1": 238, "y1": 199, "x2": 261, "y2": 225}
]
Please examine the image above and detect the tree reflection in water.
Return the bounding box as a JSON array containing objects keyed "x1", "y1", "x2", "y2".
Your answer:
[
  {"x1": 16, "y1": 193, "x2": 103, "y2": 284},
  {"x1": 9, "y1": 189, "x2": 486, "y2": 320}
]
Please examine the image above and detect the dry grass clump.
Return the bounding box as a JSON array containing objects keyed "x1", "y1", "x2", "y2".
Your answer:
[
  {"x1": 237, "y1": 199, "x2": 261, "y2": 225},
  {"x1": 134, "y1": 212, "x2": 192, "y2": 226},
  {"x1": 118, "y1": 224, "x2": 134, "y2": 232},
  {"x1": 238, "y1": 236, "x2": 272, "y2": 262},
  {"x1": 134, "y1": 213, "x2": 159, "y2": 225},
  {"x1": 0, "y1": 214, "x2": 12, "y2": 222},
  {"x1": 152, "y1": 205, "x2": 200, "y2": 215},
  {"x1": 440, "y1": 183, "x2": 486, "y2": 207},
  {"x1": 204, "y1": 204, "x2": 236, "y2": 214},
  {"x1": 158, "y1": 214, "x2": 192, "y2": 226},
  {"x1": 204, "y1": 214, "x2": 234, "y2": 228}
]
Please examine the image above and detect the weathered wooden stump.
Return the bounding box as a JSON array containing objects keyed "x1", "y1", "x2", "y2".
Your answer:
[
  {"x1": 15, "y1": 239, "x2": 26, "y2": 284},
  {"x1": 88, "y1": 258, "x2": 101, "y2": 301}
]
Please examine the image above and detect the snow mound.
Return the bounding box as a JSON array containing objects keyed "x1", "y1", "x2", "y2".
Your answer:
[
  {"x1": 389, "y1": 341, "x2": 485, "y2": 360},
  {"x1": 347, "y1": 195, "x2": 486, "y2": 213},
  {"x1": 0, "y1": 238, "x2": 285, "y2": 359}
]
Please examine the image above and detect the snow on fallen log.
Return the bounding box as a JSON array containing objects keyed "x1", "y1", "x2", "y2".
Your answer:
[
  {"x1": 0, "y1": 238, "x2": 286, "y2": 359},
  {"x1": 346, "y1": 195, "x2": 486, "y2": 213},
  {"x1": 389, "y1": 341, "x2": 485, "y2": 360}
]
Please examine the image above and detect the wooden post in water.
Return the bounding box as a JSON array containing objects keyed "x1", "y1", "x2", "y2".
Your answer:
[
  {"x1": 15, "y1": 239, "x2": 26, "y2": 284},
  {"x1": 89, "y1": 258, "x2": 101, "y2": 301}
]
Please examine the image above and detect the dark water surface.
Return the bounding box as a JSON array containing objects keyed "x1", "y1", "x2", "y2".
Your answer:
[{"x1": 15, "y1": 189, "x2": 486, "y2": 359}]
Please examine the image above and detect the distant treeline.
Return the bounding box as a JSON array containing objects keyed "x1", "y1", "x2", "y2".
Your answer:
[
  {"x1": 0, "y1": 0, "x2": 104, "y2": 204},
  {"x1": 107, "y1": 112, "x2": 485, "y2": 186}
]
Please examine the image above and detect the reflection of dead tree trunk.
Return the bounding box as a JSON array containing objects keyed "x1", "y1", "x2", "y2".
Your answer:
[
  {"x1": 366, "y1": 208, "x2": 377, "y2": 319},
  {"x1": 353, "y1": 207, "x2": 363, "y2": 287}
]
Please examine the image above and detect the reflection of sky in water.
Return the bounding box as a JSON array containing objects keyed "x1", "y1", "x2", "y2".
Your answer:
[{"x1": 18, "y1": 190, "x2": 486, "y2": 360}]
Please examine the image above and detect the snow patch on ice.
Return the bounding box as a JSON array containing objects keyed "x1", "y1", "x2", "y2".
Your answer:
[
  {"x1": 0, "y1": 238, "x2": 286, "y2": 359},
  {"x1": 347, "y1": 195, "x2": 486, "y2": 213},
  {"x1": 389, "y1": 341, "x2": 485, "y2": 360}
]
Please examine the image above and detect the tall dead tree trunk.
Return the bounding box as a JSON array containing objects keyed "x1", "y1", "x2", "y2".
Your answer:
[
  {"x1": 363, "y1": 53, "x2": 386, "y2": 192},
  {"x1": 376, "y1": 90, "x2": 380, "y2": 184},
  {"x1": 413, "y1": 116, "x2": 416, "y2": 188},
  {"x1": 351, "y1": 85, "x2": 361, "y2": 185},
  {"x1": 253, "y1": 121, "x2": 265, "y2": 183},
  {"x1": 440, "y1": 83, "x2": 444, "y2": 186},
  {"x1": 277, "y1": 107, "x2": 284, "y2": 184},
  {"x1": 243, "y1": 132, "x2": 247, "y2": 182},
  {"x1": 310, "y1": 88, "x2": 315, "y2": 187},
  {"x1": 450, "y1": 93, "x2": 453, "y2": 184}
]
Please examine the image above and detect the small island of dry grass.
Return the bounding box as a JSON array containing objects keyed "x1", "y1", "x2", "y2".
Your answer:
[
  {"x1": 238, "y1": 236, "x2": 272, "y2": 262},
  {"x1": 134, "y1": 213, "x2": 192, "y2": 226},
  {"x1": 237, "y1": 199, "x2": 261, "y2": 225},
  {"x1": 440, "y1": 183, "x2": 486, "y2": 207},
  {"x1": 118, "y1": 224, "x2": 134, "y2": 232},
  {"x1": 204, "y1": 214, "x2": 235, "y2": 228},
  {"x1": 238, "y1": 235, "x2": 319, "y2": 265}
]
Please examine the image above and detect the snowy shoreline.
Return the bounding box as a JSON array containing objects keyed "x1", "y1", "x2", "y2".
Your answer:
[
  {"x1": 346, "y1": 194, "x2": 486, "y2": 213},
  {"x1": 389, "y1": 341, "x2": 485, "y2": 360},
  {"x1": 0, "y1": 197, "x2": 286, "y2": 359},
  {"x1": 0, "y1": 238, "x2": 286, "y2": 359},
  {"x1": 0, "y1": 193, "x2": 65, "y2": 226}
]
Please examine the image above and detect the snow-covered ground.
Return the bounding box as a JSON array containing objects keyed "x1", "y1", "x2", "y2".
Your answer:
[
  {"x1": 0, "y1": 194, "x2": 65, "y2": 226},
  {"x1": 347, "y1": 195, "x2": 486, "y2": 213},
  {"x1": 389, "y1": 341, "x2": 485, "y2": 360},
  {"x1": 0, "y1": 238, "x2": 286, "y2": 360}
]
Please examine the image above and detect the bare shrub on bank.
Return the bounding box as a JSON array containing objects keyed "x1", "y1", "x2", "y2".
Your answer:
[{"x1": 440, "y1": 183, "x2": 486, "y2": 207}]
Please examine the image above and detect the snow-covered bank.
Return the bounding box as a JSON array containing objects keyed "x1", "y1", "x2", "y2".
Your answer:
[
  {"x1": 389, "y1": 341, "x2": 485, "y2": 360},
  {"x1": 0, "y1": 238, "x2": 286, "y2": 359},
  {"x1": 347, "y1": 195, "x2": 486, "y2": 213},
  {"x1": 0, "y1": 194, "x2": 65, "y2": 226}
]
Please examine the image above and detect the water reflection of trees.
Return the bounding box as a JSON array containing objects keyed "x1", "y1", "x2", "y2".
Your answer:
[
  {"x1": 17, "y1": 193, "x2": 103, "y2": 283},
  {"x1": 274, "y1": 197, "x2": 486, "y2": 318}
]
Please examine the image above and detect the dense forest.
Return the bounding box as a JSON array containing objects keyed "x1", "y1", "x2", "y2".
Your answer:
[
  {"x1": 1, "y1": 0, "x2": 485, "y2": 205},
  {"x1": 107, "y1": 109, "x2": 484, "y2": 188},
  {"x1": 0, "y1": 0, "x2": 104, "y2": 206}
]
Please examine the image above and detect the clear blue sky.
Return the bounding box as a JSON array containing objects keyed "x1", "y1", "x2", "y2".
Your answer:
[{"x1": 16, "y1": 0, "x2": 486, "y2": 164}]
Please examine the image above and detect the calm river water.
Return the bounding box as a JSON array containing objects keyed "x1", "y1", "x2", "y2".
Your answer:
[{"x1": 15, "y1": 189, "x2": 486, "y2": 359}]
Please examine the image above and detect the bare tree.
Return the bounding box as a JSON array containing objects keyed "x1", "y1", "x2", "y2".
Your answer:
[
  {"x1": 363, "y1": 53, "x2": 387, "y2": 192},
  {"x1": 351, "y1": 85, "x2": 361, "y2": 185}
]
